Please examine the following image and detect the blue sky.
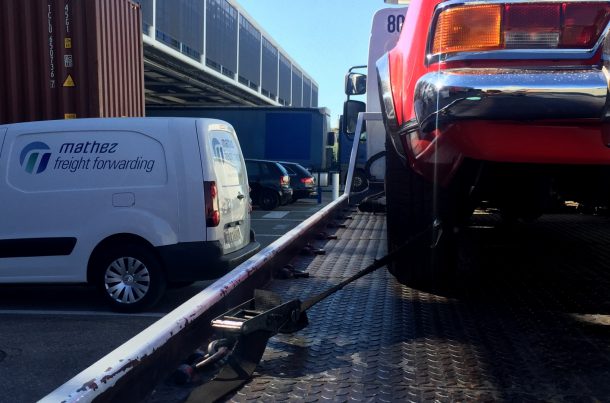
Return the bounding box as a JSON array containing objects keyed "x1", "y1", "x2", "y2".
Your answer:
[{"x1": 238, "y1": 0, "x2": 404, "y2": 128}]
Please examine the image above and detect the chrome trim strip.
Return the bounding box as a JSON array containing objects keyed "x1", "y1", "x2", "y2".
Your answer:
[
  {"x1": 414, "y1": 68, "x2": 609, "y2": 132},
  {"x1": 376, "y1": 54, "x2": 399, "y2": 133}
]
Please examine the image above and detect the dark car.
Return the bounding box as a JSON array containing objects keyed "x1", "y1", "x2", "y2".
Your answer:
[
  {"x1": 245, "y1": 159, "x2": 293, "y2": 210},
  {"x1": 278, "y1": 161, "x2": 317, "y2": 202}
]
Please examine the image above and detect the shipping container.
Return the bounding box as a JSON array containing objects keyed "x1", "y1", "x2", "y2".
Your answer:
[
  {"x1": 146, "y1": 106, "x2": 336, "y2": 171},
  {"x1": 0, "y1": 0, "x2": 144, "y2": 125}
]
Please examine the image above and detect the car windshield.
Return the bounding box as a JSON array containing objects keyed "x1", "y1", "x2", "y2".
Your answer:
[
  {"x1": 281, "y1": 164, "x2": 297, "y2": 175},
  {"x1": 281, "y1": 163, "x2": 311, "y2": 177}
]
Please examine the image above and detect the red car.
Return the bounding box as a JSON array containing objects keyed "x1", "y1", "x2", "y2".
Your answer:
[{"x1": 375, "y1": 1, "x2": 610, "y2": 287}]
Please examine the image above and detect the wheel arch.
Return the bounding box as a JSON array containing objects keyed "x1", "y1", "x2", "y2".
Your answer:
[{"x1": 87, "y1": 233, "x2": 165, "y2": 284}]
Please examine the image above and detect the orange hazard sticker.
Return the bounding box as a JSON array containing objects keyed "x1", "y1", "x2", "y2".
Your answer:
[
  {"x1": 63, "y1": 75, "x2": 75, "y2": 87},
  {"x1": 65, "y1": 38, "x2": 72, "y2": 49}
]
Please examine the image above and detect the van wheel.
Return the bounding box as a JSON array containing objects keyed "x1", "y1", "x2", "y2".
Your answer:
[
  {"x1": 260, "y1": 189, "x2": 280, "y2": 210},
  {"x1": 93, "y1": 244, "x2": 166, "y2": 312}
]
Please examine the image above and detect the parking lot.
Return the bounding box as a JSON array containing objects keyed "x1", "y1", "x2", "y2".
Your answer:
[{"x1": 0, "y1": 194, "x2": 333, "y2": 403}]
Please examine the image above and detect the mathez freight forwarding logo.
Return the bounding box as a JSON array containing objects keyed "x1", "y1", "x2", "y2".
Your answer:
[
  {"x1": 20, "y1": 142, "x2": 52, "y2": 174},
  {"x1": 19, "y1": 140, "x2": 156, "y2": 175}
]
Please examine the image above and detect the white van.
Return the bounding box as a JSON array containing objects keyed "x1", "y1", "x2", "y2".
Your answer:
[{"x1": 0, "y1": 117, "x2": 260, "y2": 311}]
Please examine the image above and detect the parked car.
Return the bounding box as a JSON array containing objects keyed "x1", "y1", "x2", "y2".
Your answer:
[
  {"x1": 348, "y1": 1, "x2": 610, "y2": 289},
  {"x1": 245, "y1": 159, "x2": 293, "y2": 210},
  {"x1": 0, "y1": 117, "x2": 260, "y2": 312},
  {"x1": 278, "y1": 161, "x2": 317, "y2": 202}
]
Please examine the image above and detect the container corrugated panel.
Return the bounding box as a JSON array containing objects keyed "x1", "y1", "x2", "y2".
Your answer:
[{"x1": 0, "y1": 0, "x2": 144, "y2": 125}]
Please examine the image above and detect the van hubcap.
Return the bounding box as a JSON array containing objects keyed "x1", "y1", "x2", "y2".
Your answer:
[{"x1": 104, "y1": 257, "x2": 151, "y2": 304}]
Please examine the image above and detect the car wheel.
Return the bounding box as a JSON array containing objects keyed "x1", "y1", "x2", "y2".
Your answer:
[
  {"x1": 351, "y1": 169, "x2": 368, "y2": 193},
  {"x1": 260, "y1": 189, "x2": 280, "y2": 210},
  {"x1": 93, "y1": 243, "x2": 166, "y2": 312},
  {"x1": 385, "y1": 134, "x2": 457, "y2": 291}
]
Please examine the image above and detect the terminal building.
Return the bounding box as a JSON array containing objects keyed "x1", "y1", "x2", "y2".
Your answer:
[{"x1": 135, "y1": 0, "x2": 319, "y2": 108}]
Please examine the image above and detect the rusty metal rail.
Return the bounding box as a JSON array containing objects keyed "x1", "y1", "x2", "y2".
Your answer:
[{"x1": 40, "y1": 195, "x2": 349, "y2": 403}]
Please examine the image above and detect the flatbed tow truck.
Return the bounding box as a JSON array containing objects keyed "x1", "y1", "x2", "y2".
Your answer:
[
  {"x1": 41, "y1": 1, "x2": 610, "y2": 401},
  {"x1": 152, "y1": 210, "x2": 610, "y2": 403},
  {"x1": 42, "y1": 195, "x2": 610, "y2": 402}
]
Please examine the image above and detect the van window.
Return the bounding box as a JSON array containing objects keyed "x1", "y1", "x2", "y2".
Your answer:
[{"x1": 209, "y1": 131, "x2": 243, "y2": 187}]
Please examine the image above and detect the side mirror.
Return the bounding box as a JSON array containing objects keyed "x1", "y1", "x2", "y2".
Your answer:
[
  {"x1": 345, "y1": 72, "x2": 367, "y2": 95},
  {"x1": 326, "y1": 131, "x2": 336, "y2": 147},
  {"x1": 342, "y1": 100, "x2": 366, "y2": 135}
]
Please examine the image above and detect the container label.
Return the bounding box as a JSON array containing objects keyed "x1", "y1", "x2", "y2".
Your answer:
[
  {"x1": 63, "y1": 75, "x2": 75, "y2": 87},
  {"x1": 64, "y1": 3, "x2": 71, "y2": 34},
  {"x1": 64, "y1": 38, "x2": 72, "y2": 49},
  {"x1": 47, "y1": 3, "x2": 56, "y2": 89}
]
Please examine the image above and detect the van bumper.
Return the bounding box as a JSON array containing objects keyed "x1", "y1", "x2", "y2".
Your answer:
[{"x1": 157, "y1": 240, "x2": 261, "y2": 282}]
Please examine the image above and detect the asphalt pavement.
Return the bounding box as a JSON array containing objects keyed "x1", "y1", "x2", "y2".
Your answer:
[{"x1": 0, "y1": 192, "x2": 336, "y2": 403}]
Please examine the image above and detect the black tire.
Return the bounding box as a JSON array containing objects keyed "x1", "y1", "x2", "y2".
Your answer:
[
  {"x1": 260, "y1": 189, "x2": 280, "y2": 210},
  {"x1": 385, "y1": 134, "x2": 457, "y2": 291},
  {"x1": 351, "y1": 169, "x2": 369, "y2": 193},
  {"x1": 92, "y1": 243, "x2": 166, "y2": 312}
]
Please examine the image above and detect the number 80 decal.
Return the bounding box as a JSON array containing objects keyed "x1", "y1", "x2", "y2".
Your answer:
[{"x1": 387, "y1": 14, "x2": 405, "y2": 33}]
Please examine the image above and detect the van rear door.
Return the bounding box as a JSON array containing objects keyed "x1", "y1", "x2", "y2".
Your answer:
[{"x1": 199, "y1": 121, "x2": 250, "y2": 254}]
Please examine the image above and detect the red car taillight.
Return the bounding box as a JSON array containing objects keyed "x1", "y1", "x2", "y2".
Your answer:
[
  {"x1": 562, "y1": 3, "x2": 610, "y2": 47},
  {"x1": 432, "y1": 2, "x2": 610, "y2": 54},
  {"x1": 504, "y1": 4, "x2": 561, "y2": 48},
  {"x1": 300, "y1": 177, "x2": 314, "y2": 184},
  {"x1": 281, "y1": 175, "x2": 290, "y2": 185},
  {"x1": 433, "y1": 4, "x2": 502, "y2": 54},
  {"x1": 205, "y1": 181, "x2": 220, "y2": 227}
]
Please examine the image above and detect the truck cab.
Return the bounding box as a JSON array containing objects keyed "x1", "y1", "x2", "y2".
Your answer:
[{"x1": 341, "y1": 6, "x2": 408, "y2": 193}]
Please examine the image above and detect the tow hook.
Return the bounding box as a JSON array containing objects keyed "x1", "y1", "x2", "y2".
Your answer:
[{"x1": 431, "y1": 218, "x2": 443, "y2": 248}]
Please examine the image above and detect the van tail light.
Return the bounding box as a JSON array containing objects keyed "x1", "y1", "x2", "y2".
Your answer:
[
  {"x1": 281, "y1": 175, "x2": 290, "y2": 185},
  {"x1": 432, "y1": 2, "x2": 610, "y2": 54},
  {"x1": 204, "y1": 181, "x2": 220, "y2": 227},
  {"x1": 301, "y1": 177, "x2": 314, "y2": 184}
]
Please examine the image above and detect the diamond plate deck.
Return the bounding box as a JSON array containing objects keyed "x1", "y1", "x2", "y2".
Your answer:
[{"x1": 224, "y1": 211, "x2": 610, "y2": 402}]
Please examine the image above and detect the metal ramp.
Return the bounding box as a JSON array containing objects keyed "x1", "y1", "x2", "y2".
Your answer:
[
  {"x1": 148, "y1": 209, "x2": 610, "y2": 402},
  {"x1": 226, "y1": 211, "x2": 610, "y2": 402}
]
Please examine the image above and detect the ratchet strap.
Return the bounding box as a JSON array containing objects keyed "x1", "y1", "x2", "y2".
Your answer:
[{"x1": 186, "y1": 225, "x2": 432, "y2": 402}]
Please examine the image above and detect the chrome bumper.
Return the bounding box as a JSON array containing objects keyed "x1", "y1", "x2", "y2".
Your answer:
[
  {"x1": 413, "y1": 68, "x2": 609, "y2": 132},
  {"x1": 376, "y1": 55, "x2": 399, "y2": 133}
]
